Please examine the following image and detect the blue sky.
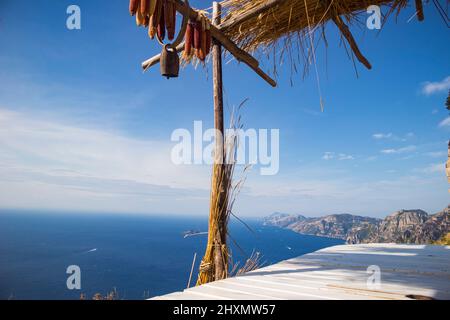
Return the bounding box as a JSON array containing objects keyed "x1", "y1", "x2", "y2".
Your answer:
[{"x1": 0, "y1": 0, "x2": 449, "y2": 217}]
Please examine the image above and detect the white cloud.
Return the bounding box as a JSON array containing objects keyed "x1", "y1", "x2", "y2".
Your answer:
[
  {"x1": 0, "y1": 109, "x2": 447, "y2": 218},
  {"x1": 322, "y1": 152, "x2": 335, "y2": 160},
  {"x1": 322, "y1": 152, "x2": 354, "y2": 161},
  {"x1": 337, "y1": 153, "x2": 354, "y2": 160},
  {"x1": 425, "y1": 151, "x2": 446, "y2": 158},
  {"x1": 372, "y1": 132, "x2": 414, "y2": 142},
  {"x1": 243, "y1": 171, "x2": 449, "y2": 218},
  {"x1": 0, "y1": 108, "x2": 212, "y2": 214},
  {"x1": 421, "y1": 76, "x2": 450, "y2": 95},
  {"x1": 415, "y1": 163, "x2": 445, "y2": 174},
  {"x1": 438, "y1": 116, "x2": 450, "y2": 128},
  {"x1": 380, "y1": 145, "x2": 416, "y2": 154},
  {"x1": 372, "y1": 133, "x2": 392, "y2": 139}
]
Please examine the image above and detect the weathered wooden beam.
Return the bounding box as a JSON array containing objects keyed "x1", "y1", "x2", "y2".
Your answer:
[
  {"x1": 211, "y1": 1, "x2": 227, "y2": 282},
  {"x1": 249, "y1": 64, "x2": 277, "y2": 87},
  {"x1": 219, "y1": 0, "x2": 288, "y2": 31},
  {"x1": 415, "y1": 0, "x2": 424, "y2": 21},
  {"x1": 332, "y1": 15, "x2": 372, "y2": 70}
]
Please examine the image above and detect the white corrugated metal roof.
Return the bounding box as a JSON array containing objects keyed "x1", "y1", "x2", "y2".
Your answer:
[{"x1": 151, "y1": 244, "x2": 450, "y2": 300}]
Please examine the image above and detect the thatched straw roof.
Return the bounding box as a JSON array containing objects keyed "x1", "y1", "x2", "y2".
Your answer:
[
  {"x1": 142, "y1": 0, "x2": 424, "y2": 82},
  {"x1": 144, "y1": 0, "x2": 423, "y2": 81},
  {"x1": 220, "y1": 0, "x2": 407, "y2": 53},
  {"x1": 214, "y1": 0, "x2": 414, "y2": 75}
]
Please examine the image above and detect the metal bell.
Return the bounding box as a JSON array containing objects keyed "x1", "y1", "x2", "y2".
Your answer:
[{"x1": 160, "y1": 44, "x2": 179, "y2": 79}]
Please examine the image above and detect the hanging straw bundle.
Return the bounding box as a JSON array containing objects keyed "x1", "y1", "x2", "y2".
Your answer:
[
  {"x1": 196, "y1": 161, "x2": 232, "y2": 284},
  {"x1": 196, "y1": 105, "x2": 249, "y2": 285}
]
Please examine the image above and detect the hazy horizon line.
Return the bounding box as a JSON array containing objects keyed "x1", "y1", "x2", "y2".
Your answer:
[{"x1": 1, "y1": 204, "x2": 447, "y2": 220}]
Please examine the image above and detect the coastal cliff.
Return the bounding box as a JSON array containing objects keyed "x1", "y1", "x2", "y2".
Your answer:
[{"x1": 264, "y1": 206, "x2": 449, "y2": 244}]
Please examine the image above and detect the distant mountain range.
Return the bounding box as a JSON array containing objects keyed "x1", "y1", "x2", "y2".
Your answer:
[{"x1": 263, "y1": 205, "x2": 449, "y2": 244}]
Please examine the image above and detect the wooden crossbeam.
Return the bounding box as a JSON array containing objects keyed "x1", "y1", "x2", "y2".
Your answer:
[
  {"x1": 141, "y1": 0, "x2": 277, "y2": 87},
  {"x1": 171, "y1": 0, "x2": 259, "y2": 68},
  {"x1": 142, "y1": 45, "x2": 276, "y2": 87}
]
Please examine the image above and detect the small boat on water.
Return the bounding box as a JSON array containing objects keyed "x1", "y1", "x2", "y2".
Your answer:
[{"x1": 182, "y1": 230, "x2": 208, "y2": 238}]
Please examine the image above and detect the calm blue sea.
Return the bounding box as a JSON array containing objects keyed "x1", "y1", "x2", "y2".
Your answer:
[{"x1": 0, "y1": 211, "x2": 343, "y2": 300}]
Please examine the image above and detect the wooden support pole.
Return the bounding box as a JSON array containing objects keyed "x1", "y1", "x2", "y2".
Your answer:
[
  {"x1": 195, "y1": 1, "x2": 228, "y2": 286},
  {"x1": 212, "y1": 3, "x2": 225, "y2": 141},
  {"x1": 415, "y1": 0, "x2": 424, "y2": 21},
  {"x1": 332, "y1": 15, "x2": 372, "y2": 70},
  {"x1": 211, "y1": 1, "x2": 227, "y2": 282}
]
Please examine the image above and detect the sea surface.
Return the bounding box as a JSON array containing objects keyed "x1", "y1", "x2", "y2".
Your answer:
[{"x1": 0, "y1": 211, "x2": 344, "y2": 300}]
